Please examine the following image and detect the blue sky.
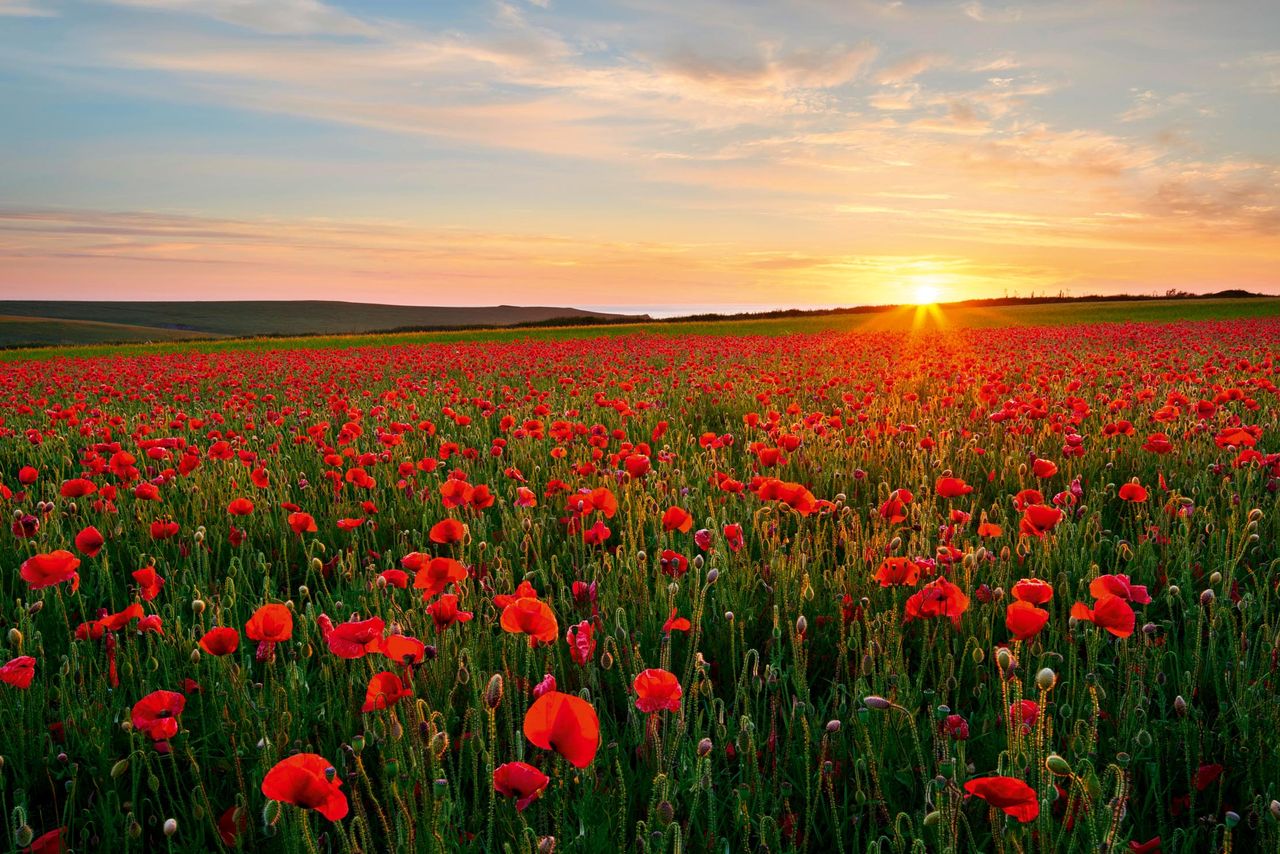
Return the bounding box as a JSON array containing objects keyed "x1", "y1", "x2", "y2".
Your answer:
[{"x1": 1, "y1": 0, "x2": 1277, "y2": 307}]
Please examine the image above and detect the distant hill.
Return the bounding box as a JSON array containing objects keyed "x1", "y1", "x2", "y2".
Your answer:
[{"x1": 0, "y1": 300, "x2": 636, "y2": 347}]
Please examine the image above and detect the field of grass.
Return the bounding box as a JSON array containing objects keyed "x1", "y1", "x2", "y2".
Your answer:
[
  {"x1": 4, "y1": 297, "x2": 1279, "y2": 362},
  {"x1": 0, "y1": 301, "x2": 631, "y2": 348},
  {"x1": 2, "y1": 311, "x2": 1280, "y2": 853},
  {"x1": 0, "y1": 315, "x2": 219, "y2": 347}
]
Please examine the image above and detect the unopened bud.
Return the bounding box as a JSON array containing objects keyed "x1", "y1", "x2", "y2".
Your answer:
[
  {"x1": 1036, "y1": 667, "x2": 1056, "y2": 691},
  {"x1": 163, "y1": 819, "x2": 178, "y2": 837},
  {"x1": 863, "y1": 695, "x2": 891, "y2": 710},
  {"x1": 485, "y1": 674, "x2": 504, "y2": 710}
]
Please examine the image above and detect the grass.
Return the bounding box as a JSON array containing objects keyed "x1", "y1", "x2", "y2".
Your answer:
[
  {"x1": 4, "y1": 297, "x2": 1279, "y2": 362},
  {"x1": 0, "y1": 315, "x2": 218, "y2": 347}
]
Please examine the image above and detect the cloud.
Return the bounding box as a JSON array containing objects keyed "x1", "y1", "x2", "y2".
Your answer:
[
  {"x1": 0, "y1": 0, "x2": 55, "y2": 16},
  {"x1": 874, "y1": 52, "x2": 946, "y2": 85},
  {"x1": 105, "y1": 0, "x2": 375, "y2": 36},
  {"x1": 659, "y1": 41, "x2": 878, "y2": 94},
  {"x1": 1230, "y1": 52, "x2": 1280, "y2": 94},
  {"x1": 1118, "y1": 89, "x2": 1193, "y2": 122}
]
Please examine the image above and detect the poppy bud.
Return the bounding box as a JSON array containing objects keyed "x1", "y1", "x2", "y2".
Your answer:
[
  {"x1": 351, "y1": 735, "x2": 365, "y2": 754},
  {"x1": 725, "y1": 611, "x2": 734, "y2": 621},
  {"x1": 863, "y1": 695, "x2": 891, "y2": 710},
  {"x1": 1269, "y1": 800, "x2": 1280, "y2": 820},
  {"x1": 190, "y1": 649, "x2": 201, "y2": 664},
  {"x1": 667, "y1": 582, "x2": 679, "y2": 596},
  {"x1": 636, "y1": 550, "x2": 646, "y2": 563},
  {"x1": 1168, "y1": 584, "x2": 1180, "y2": 597},
  {"x1": 112, "y1": 758, "x2": 130, "y2": 778},
  {"x1": 996, "y1": 648, "x2": 1013, "y2": 673},
  {"x1": 1173, "y1": 695, "x2": 1187, "y2": 715},
  {"x1": 1036, "y1": 668, "x2": 1056, "y2": 691},
  {"x1": 485, "y1": 674, "x2": 504, "y2": 709},
  {"x1": 1225, "y1": 811, "x2": 1240, "y2": 829},
  {"x1": 692, "y1": 554, "x2": 704, "y2": 570},
  {"x1": 923, "y1": 811, "x2": 941, "y2": 828},
  {"x1": 262, "y1": 800, "x2": 282, "y2": 827},
  {"x1": 1045, "y1": 754, "x2": 1071, "y2": 775},
  {"x1": 8, "y1": 629, "x2": 21, "y2": 648},
  {"x1": 697, "y1": 738, "x2": 713, "y2": 757},
  {"x1": 657, "y1": 801, "x2": 674, "y2": 825},
  {"x1": 538, "y1": 837, "x2": 557, "y2": 854},
  {"x1": 14, "y1": 826, "x2": 33, "y2": 848},
  {"x1": 164, "y1": 819, "x2": 178, "y2": 837},
  {"x1": 825, "y1": 719, "x2": 841, "y2": 734},
  {"x1": 706, "y1": 568, "x2": 718, "y2": 583},
  {"x1": 796, "y1": 615, "x2": 807, "y2": 635},
  {"x1": 1200, "y1": 589, "x2": 1215, "y2": 606}
]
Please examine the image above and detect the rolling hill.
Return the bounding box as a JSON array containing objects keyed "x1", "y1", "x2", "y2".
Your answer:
[{"x1": 0, "y1": 301, "x2": 635, "y2": 347}]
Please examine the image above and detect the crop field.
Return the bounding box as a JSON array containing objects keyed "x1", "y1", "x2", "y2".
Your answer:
[{"x1": 2, "y1": 314, "x2": 1280, "y2": 853}]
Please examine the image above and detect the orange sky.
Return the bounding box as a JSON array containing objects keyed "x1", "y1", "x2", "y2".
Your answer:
[{"x1": 2, "y1": 0, "x2": 1278, "y2": 309}]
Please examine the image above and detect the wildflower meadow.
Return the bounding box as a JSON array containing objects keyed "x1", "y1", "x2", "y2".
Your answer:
[{"x1": 3, "y1": 317, "x2": 1280, "y2": 853}]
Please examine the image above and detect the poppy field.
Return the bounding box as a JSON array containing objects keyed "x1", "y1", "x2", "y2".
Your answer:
[{"x1": 3, "y1": 316, "x2": 1280, "y2": 853}]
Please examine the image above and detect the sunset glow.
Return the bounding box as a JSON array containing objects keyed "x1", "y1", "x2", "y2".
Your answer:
[{"x1": 1, "y1": 1, "x2": 1278, "y2": 308}]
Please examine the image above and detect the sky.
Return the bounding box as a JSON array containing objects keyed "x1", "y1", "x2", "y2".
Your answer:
[{"x1": 1, "y1": 0, "x2": 1278, "y2": 311}]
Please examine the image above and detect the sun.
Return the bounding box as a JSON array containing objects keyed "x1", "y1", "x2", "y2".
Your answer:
[{"x1": 912, "y1": 283, "x2": 940, "y2": 305}]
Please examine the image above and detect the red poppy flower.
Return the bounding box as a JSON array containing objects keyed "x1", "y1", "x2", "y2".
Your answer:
[
  {"x1": 59, "y1": 478, "x2": 96, "y2": 498},
  {"x1": 1011, "y1": 578, "x2": 1053, "y2": 605},
  {"x1": 566, "y1": 620, "x2": 596, "y2": 666},
  {"x1": 131, "y1": 690, "x2": 185, "y2": 741},
  {"x1": 22, "y1": 827, "x2": 66, "y2": 854},
  {"x1": 878, "y1": 488, "x2": 913, "y2": 523},
  {"x1": 662, "y1": 608, "x2": 691, "y2": 634},
  {"x1": 1005, "y1": 601, "x2": 1050, "y2": 641},
  {"x1": 132, "y1": 567, "x2": 165, "y2": 601},
  {"x1": 74, "y1": 526, "x2": 105, "y2": 557},
  {"x1": 227, "y1": 497, "x2": 255, "y2": 516},
  {"x1": 217, "y1": 806, "x2": 247, "y2": 847},
  {"x1": 658, "y1": 549, "x2": 689, "y2": 577},
  {"x1": 1089, "y1": 574, "x2": 1151, "y2": 604},
  {"x1": 935, "y1": 476, "x2": 973, "y2": 498},
  {"x1": 412, "y1": 557, "x2": 468, "y2": 598},
  {"x1": 493, "y1": 580, "x2": 539, "y2": 610},
  {"x1": 964, "y1": 775, "x2": 1039, "y2": 821},
  {"x1": 874, "y1": 557, "x2": 920, "y2": 588},
  {"x1": 20, "y1": 551, "x2": 81, "y2": 591},
  {"x1": 376, "y1": 634, "x2": 425, "y2": 666},
  {"x1": 261, "y1": 753, "x2": 348, "y2": 821},
  {"x1": 321, "y1": 615, "x2": 385, "y2": 659},
  {"x1": 1009, "y1": 699, "x2": 1039, "y2": 731},
  {"x1": 1032, "y1": 458, "x2": 1058, "y2": 479},
  {"x1": 904, "y1": 577, "x2": 969, "y2": 627},
  {"x1": 361, "y1": 671, "x2": 412, "y2": 712},
  {"x1": 523, "y1": 691, "x2": 600, "y2": 768},
  {"x1": 633, "y1": 668, "x2": 682, "y2": 713},
  {"x1": 1118, "y1": 482, "x2": 1148, "y2": 502},
  {"x1": 1070, "y1": 595, "x2": 1135, "y2": 638},
  {"x1": 246, "y1": 604, "x2": 293, "y2": 643},
  {"x1": 493, "y1": 762, "x2": 550, "y2": 811},
  {"x1": 661, "y1": 505, "x2": 693, "y2": 533},
  {"x1": 0, "y1": 655, "x2": 36, "y2": 689},
  {"x1": 429, "y1": 518, "x2": 466, "y2": 544},
  {"x1": 287, "y1": 512, "x2": 318, "y2": 535},
  {"x1": 1020, "y1": 504, "x2": 1063, "y2": 537},
  {"x1": 501, "y1": 598, "x2": 559, "y2": 646},
  {"x1": 427, "y1": 594, "x2": 473, "y2": 632},
  {"x1": 199, "y1": 627, "x2": 240, "y2": 656}
]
